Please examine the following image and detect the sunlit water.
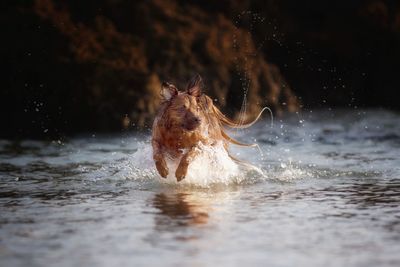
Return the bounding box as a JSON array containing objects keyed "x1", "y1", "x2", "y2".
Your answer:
[{"x1": 1, "y1": 109, "x2": 399, "y2": 267}]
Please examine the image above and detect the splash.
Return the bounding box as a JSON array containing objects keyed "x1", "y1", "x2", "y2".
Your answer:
[
  {"x1": 150, "y1": 141, "x2": 265, "y2": 187},
  {"x1": 232, "y1": 11, "x2": 275, "y2": 136},
  {"x1": 166, "y1": 144, "x2": 239, "y2": 185},
  {"x1": 83, "y1": 140, "x2": 270, "y2": 187},
  {"x1": 81, "y1": 136, "x2": 321, "y2": 188}
]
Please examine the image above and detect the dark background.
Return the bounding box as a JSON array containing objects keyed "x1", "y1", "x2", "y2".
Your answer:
[{"x1": 2, "y1": 0, "x2": 400, "y2": 139}]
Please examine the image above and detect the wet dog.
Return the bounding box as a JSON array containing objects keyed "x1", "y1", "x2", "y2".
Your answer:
[{"x1": 152, "y1": 74, "x2": 263, "y2": 181}]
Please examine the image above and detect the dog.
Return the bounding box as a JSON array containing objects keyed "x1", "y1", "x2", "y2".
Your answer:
[{"x1": 152, "y1": 74, "x2": 263, "y2": 181}]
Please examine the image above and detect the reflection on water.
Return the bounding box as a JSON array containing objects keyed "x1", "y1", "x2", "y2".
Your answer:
[
  {"x1": 144, "y1": 191, "x2": 213, "y2": 248},
  {"x1": 152, "y1": 193, "x2": 209, "y2": 227},
  {"x1": 0, "y1": 109, "x2": 400, "y2": 267}
]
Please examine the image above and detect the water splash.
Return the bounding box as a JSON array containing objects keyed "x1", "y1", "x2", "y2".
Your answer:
[
  {"x1": 161, "y1": 142, "x2": 243, "y2": 187},
  {"x1": 81, "y1": 139, "x2": 316, "y2": 188},
  {"x1": 232, "y1": 11, "x2": 275, "y2": 137}
]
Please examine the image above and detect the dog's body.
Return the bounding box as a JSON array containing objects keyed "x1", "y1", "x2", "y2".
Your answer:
[{"x1": 152, "y1": 75, "x2": 261, "y2": 181}]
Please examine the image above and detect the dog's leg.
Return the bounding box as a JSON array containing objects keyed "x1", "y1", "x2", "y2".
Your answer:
[
  {"x1": 152, "y1": 141, "x2": 168, "y2": 178},
  {"x1": 175, "y1": 147, "x2": 199, "y2": 181}
]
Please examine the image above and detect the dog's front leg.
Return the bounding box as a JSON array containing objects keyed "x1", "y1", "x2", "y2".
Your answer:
[
  {"x1": 152, "y1": 140, "x2": 168, "y2": 178},
  {"x1": 175, "y1": 147, "x2": 199, "y2": 181}
]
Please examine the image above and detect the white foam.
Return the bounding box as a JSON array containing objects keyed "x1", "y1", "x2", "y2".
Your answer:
[
  {"x1": 94, "y1": 140, "x2": 265, "y2": 187},
  {"x1": 159, "y1": 142, "x2": 243, "y2": 187},
  {"x1": 83, "y1": 139, "x2": 315, "y2": 187}
]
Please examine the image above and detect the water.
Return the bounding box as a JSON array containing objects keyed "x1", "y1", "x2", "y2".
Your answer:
[{"x1": 1, "y1": 109, "x2": 399, "y2": 267}]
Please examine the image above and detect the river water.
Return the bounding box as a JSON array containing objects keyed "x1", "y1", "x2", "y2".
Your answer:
[{"x1": 1, "y1": 109, "x2": 399, "y2": 267}]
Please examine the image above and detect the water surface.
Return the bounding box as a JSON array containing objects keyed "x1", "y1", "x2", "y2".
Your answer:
[{"x1": 1, "y1": 109, "x2": 400, "y2": 267}]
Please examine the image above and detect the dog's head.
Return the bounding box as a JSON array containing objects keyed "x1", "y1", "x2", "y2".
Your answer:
[{"x1": 160, "y1": 75, "x2": 211, "y2": 131}]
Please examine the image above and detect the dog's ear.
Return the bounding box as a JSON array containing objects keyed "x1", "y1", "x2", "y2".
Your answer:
[
  {"x1": 187, "y1": 74, "x2": 203, "y2": 97},
  {"x1": 161, "y1": 82, "x2": 178, "y2": 101}
]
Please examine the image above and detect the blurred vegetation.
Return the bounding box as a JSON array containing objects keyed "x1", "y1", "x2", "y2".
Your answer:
[{"x1": 1, "y1": 0, "x2": 399, "y2": 138}]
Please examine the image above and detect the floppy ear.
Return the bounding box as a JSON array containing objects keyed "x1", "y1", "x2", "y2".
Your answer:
[
  {"x1": 186, "y1": 74, "x2": 203, "y2": 97},
  {"x1": 161, "y1": 82, "x2": 178, "y2": 101}
]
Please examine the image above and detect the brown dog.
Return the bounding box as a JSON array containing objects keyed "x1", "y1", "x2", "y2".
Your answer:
[{"x1": 152, "y1": 74, "x2": 262, "y2": 181}]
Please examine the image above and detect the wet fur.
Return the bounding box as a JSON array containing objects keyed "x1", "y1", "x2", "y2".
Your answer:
[{"x1": 152, "y1": 75, "x2": 260, "y2": 181}]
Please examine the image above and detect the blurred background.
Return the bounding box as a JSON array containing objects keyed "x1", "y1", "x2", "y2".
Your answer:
[{"x1": 2, "y1": 0, "x2": 400, "y2": 138}]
